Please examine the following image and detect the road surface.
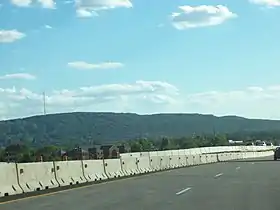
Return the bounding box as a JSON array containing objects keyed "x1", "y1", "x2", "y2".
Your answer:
[{"x1": 1, "y1": 156, "x2": 280, "y2": 210}]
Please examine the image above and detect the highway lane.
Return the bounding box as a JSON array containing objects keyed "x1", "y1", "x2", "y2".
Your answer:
[{"x1": 1, "y1": 156, "x2": 280, "y2": 210}]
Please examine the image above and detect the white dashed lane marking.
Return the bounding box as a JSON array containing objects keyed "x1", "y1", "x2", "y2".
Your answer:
[
  {"x1": 214, "y1": 173, "x2": 223, "y2": 178},
  {"x1": 176, "y1": 187, "x2": 192, "y2": 196}
]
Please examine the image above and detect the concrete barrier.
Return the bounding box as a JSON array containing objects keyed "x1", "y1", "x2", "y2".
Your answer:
[
  {"x1": 169, "y1": 156, "x2": 179, "y2": 169},
  {"x1": 218, "y1": 153, "x2": 226, "y2": 162},
  {"x1": 193, "y1": 155, "x2": 200, "y2": 165},
  {"x1": 235, "y1": 153, "x2": 242, "y2": 160},
  {"x1": 177, "y1": 150, "x2": 187, "y2": 167},
  {"x1": 226, "y1": 153, "x2": 232, "y2": 161},
  {"x1": 139, "y1": 152, "x2": 150, "y2": 157},
  {"x1": 207, "y1": 154, "x2": 218, "y2": 163},
  {"x1": 179, "y1": 155, "x2": 187, "y2": 167},
  {"x1": 120, "y1": 157, "x2": 139, "y2": 176},
  {"x1": 120, "y1": 152, "x2": 140, "y2": 158},
  {"x1": 0, "y1": 145, "x2": 275, "y2": 198},
  {"x1": 149, "y1": 156, "x2": 161, "y2": 171},
  {"x1": 227, "y1": 153, "x2": 233, "y2": 161},
  {"x1": 83, "y1": 160, "x2": 108, "y2": 182},
  {"x1": 0, "y1": 163, "x2": 22, "y2": 197},
  {"x1": 186, "y1": 155, "x2": 194, "y2": 166},
  {"x1": 160, "y1": 156, "x2": 170, "y2": 170},
  {"x1": 200, "y1": 154, "x2": 207, "y2": 164},
  {"x1": 137, "y1": 156, "x2": 151, "y2": 173},
  {"x1": 54, "y1": 160, "x2": 87, "y2": 186},
  {"x1": 17, "y1": 162, "x2": 58, "y2": 192},
  {"x1": 104, "y1": 159, "x2": 125, "y2": 179}
]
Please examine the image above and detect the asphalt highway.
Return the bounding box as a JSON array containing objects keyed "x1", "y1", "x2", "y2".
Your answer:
[{"x1": 1, "y1": 156, "x2": 280, "y2": 210}]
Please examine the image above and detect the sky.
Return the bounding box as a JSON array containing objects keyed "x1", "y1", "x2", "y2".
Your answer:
[{"x1": 0, "y1": 0, "x2": 280, "y2": 120}]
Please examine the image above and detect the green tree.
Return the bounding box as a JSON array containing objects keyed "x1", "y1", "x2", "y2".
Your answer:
[
  {"x1": 211, "y1": 134, "x2": 228, "y2": 146},
  {"x1": 176, "y1": 137, "x2": 198, "y2": 149},
  {"x1": 4, "y1": 144, "x2": 33, "y2": 163},
  {"x1": 35, "y1": 145, "x2": 60, "y2": 161},
  {"x1": 20, "y1": 152, "x2": 33, "y2": 163},
  {"x1": 139, "y1": 139, "x2": 154, "y2": 151},
  {"x1": 160, "y1": 137, "x2": 169, "y2": 150},
  {"x1": 0, "y1": 148, "x2": 4, "y2": 161},
  {"x1": 129, "y1": 141, "x2": 143, "y2": 152}
]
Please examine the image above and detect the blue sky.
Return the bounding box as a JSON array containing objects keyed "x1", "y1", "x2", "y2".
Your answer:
[{"x1": 0, "y1": 0, "x2": 280, "y2": 120}]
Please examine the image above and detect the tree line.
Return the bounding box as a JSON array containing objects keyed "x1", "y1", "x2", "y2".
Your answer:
[
  {"x1": 1, "y1": 128, "x2": 280, "y2": 163},
  {"x1": 0, "y1": 134, "x2": 230, "y2": 163},
  {"x1": 2, "y1": 112, "x2": 280, "y2": 148}
]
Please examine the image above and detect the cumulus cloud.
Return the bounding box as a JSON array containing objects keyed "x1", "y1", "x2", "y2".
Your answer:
[
  {"x1": 3, "y1": 81, "x2": 280, "y2": 120},
  {"x1": 10, "y1": 0, "x2": 55, "y2": 8},
  {"x1": 249, "y1": 0, "x2": 280, "y2": 7},
  {"x1": 76, "y1": 8, "x2": 97, "y2": 17},
  {"x1": 38, "y1": 0, "x2": 56, "y2": 8},
  {"x1": 10, "y1": 0, "x2": 32, "y2": 7},
  {"x1": 171, "y1": 5, "x2": 237, "y2": 30},
  {"x1": 0, "y1": 30, "x2": 26, "y2": 43},
  {"x1": 0, "y1": 73, "x2": 36, "y2": 80},
  {"x1": 68, "y1": 61, "x2": 124, "y2": 70},
  {"x1": 183, "y1": 85, "x2": 280, "y2": 119},
  {"x1": 0, "y1": 81, "x2": 179, "y2": 119},
  {"x1": 75, "y1": 0, "x2": 132, "y2": 17}
]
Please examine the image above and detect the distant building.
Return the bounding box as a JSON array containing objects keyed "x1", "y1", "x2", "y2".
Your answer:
[
  {"x1": 117, "y1": 145, "x2": 131, "y2": 154},
  {"x1": 67, "y1": 147, "x2": 89, "y2": 160},
  {"x1": 56, "y1": 149, "x2": 68, "y2": 160},
  {"x1": 88, "y1": 147, "x2": 103, "y2": 160},
  {"x1": 100, "y1": 145, "x2": 119, "y2": 159},
  {"x1": 87, "y1": 144, "x2": 131, "y2": 160}
]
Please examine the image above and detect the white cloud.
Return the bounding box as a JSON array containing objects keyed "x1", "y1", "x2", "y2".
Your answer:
[
  {"x1": 75, "y1": 0, "x2": 132, "y2": 17},
  {"x1": 0, "y1": 80, "x2": 178, "y2": 119},
  {"x1": 10, "y1": 0, "x2": 32, "y2": 7},
  {"x1": 0, "y1": 30, "x2": 26, "y2": 43},
  {"x1": 171, "y1": 5, "x2": 237, "y2": 30},
  {"x1": 76, "y1": 8, "x2": 98, "y2": 17},
  {"x1": 68, "y1": 61, "x2": 124, "y2": 70},
  {"x1": 44, "y1": 25, "x2": 52, "y2": 29},
  {"x1": 0, "y1": 73, "x2": 36, "y2": 80},
  {"x1": 38, "y1": 0, "x2": 56, "y2": 9},
  {"x1": 249, "y1": 0, "x2": 280, "y2": 7},
  {"x1": 64, "y1": 0, "x2": 74, "y2": 4},
  {"x1": 247, "y1": 86, "x2": 264, "y2": 92},
  {"x1": 4, "y1": 82, "x2": 280, "y2": 120},
  {"x1": 10, "y1": 0, "x2": 55, "y2": 8},
  {"x1": 183, "y1": 86, "x2": 280, "y2": 119}
]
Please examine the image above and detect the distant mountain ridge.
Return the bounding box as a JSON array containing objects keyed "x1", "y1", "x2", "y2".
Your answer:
[{"x1": 0, "y1": 112, "x2": 280, "y2": 146}]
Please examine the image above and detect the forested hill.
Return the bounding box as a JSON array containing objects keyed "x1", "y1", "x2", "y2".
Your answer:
[{"x1": 1, "y1": 112, "x2": 280, "y2": 147}]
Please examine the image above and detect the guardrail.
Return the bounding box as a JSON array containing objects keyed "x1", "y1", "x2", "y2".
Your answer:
[{"x1": 0, "y1": 146, "x2": 275, "y2": 199}]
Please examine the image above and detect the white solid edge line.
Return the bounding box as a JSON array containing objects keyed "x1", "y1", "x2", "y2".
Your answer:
[
  {"x1": 214, "y1": 173, "x2": 223, "y2": 178},
  {"x1": 176, "y1": 187, "x2": 192, "y2": 195}
]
